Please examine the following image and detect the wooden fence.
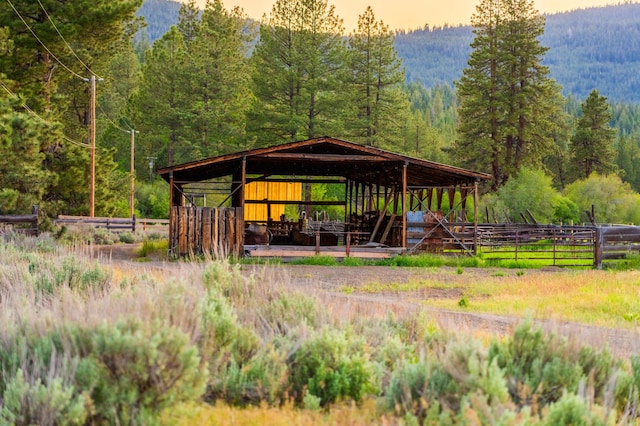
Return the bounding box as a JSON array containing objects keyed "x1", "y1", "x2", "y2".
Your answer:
[
  {"x1": 595, "y1": 226, "x2": 640, "y2": 268},
  {"x1": 0, "y1": 212, "x2": 39, "y2": 236},
  {"x1": 55, "y1": 215, "x2": 169, "y2": 233},
  {"x1": 170, "y1": 206, "x2": 243, "y2": 257}
]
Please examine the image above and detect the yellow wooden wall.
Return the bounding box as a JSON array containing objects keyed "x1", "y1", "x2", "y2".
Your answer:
[{"x1": 244, "y1": 182, "x2": 302, "y2": 221}]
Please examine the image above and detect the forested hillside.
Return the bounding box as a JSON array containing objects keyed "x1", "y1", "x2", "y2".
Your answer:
[
  {"x1": 396, "y1": 3, "x2": 640, "y2": 102},
  {"x1": 139, "y1": 1, "x2": 640, "y2": 102}
]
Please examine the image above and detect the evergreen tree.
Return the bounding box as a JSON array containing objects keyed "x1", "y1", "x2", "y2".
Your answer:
[
  {"x1": 569, "y1": 89, "x2": 617, "y2": 179},
  {"x1": 347, "y1": 6, "x2": 407, "y2": 149},
  {"x1": 0, "y1": 0, "x2": 142, "y2": 216},
  {"x1": 454, "y1": 0, "x2": 561, "y2": 190},
  {"x1": 616, "y1": 135, "x2": 640, "y2": 192},
  {"x1": 188, "y1": 1, "x2": 253, "y2": 157},
  {"x1": 0, "y1": 98, "x2": 59, "y2": 214},
  {"x1": 133, "y1": 27, "x2": 194, "y2": 168},
  {"x1": 249, "y1": 0, "x2": 348, "y2": 144}
]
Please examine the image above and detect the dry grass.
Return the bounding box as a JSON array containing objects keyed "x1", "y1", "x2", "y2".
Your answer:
[{"x1": 165, "y1": 399, "x2": 398, "y2": 426}]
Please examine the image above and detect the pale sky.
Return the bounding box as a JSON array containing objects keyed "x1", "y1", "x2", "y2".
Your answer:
[{"x1": 185, "y1": 0, "x2": 620, "y2": 31}]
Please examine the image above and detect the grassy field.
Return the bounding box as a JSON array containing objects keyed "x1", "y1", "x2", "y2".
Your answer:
[
  {"x1": 340, "y1": 268, "x2": 640, "y2": 329},
  {"x1": 1, "y1": 232, "x2": 639, "y2": 425}
]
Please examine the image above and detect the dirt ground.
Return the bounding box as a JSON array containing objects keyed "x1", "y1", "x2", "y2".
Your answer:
[{"x1": 91, "y1": 243, "x2": 640, "y2": 358}]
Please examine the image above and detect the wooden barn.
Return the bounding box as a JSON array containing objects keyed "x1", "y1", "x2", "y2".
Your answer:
[{"x1": 157, "y1": 137, "x2": 491, "y2": 258}]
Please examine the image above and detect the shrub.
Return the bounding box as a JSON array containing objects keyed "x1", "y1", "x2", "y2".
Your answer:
[
  {"x1": 288, "y1": 329, "x2": 378, "y2": 407},
  {"x1": 544, "y1": 393, "x2": 609, "y2": 425},
  {"x1": 30, "y1": 256, "x2": 112, "y2": 296},
  {"x1": 118, "y1": 232, "x2": 136, "y2": 244},
  {"x1": 488, "y1": 321, "x2": 585, "y2": 414},
  {"x1": 86, "y1": 319, "x2": 206, "y2": 424},
  {"x1": 212, "y1": 344, "x2": 289, "y2": 406},
  {"x1": 387, "y1": 336, "x2": 516, "y2": 422},
  {"x1": 0, "y1": 368, "x2": 87, "y2": 426}
]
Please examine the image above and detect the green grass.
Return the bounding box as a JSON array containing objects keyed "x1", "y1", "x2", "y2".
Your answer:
[
  {"x1": 137, "y1": 239, "x2": 169, "y2": 260},
  {"x1": 341, "y1": 268, "x2": 640, "y2": 329}
]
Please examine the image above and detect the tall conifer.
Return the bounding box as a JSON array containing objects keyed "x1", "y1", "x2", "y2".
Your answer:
[{"x1": 455, "y1": 0, "x2": 561, "y2": 190}]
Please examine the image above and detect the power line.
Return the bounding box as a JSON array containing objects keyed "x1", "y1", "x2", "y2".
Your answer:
[
  {"x1": 0, "y1": 78, "x2": 91, "y2": 148},
  {"x1": 6, "y1": 0, "x2": 85, "y2": 81},
  {"x1": 35, "y1": 0, "x2": 103, "y2": 80},
  {"x1": 97, "y1": 104, "x2": 133, "y2": 133}
]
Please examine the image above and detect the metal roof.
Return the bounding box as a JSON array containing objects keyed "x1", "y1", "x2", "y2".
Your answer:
[{"x1": 157, "y1": 137, "x2": 490, "y2": 187}]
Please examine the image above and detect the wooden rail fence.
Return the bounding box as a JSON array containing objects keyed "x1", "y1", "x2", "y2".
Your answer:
[
  {"x1": 55, "y1": 215, "x2": 169, "y2": 233},
  {"x1": 0, "y1": 213, "x2": 39, "y2": 236}
]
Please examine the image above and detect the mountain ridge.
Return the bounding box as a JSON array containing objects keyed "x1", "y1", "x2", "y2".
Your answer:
[{"x1": 137, "y1": 0, "x2": 640, "y2": 103}]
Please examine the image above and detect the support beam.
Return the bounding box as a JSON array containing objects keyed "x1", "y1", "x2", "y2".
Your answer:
[{"x1": 402, "y1": 162, "x2": 408, "y2": 249}]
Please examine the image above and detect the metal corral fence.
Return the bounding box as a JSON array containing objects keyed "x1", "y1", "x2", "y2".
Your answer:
[{"x1": 475, "y1": 224, "x2": 596, "y2": 267}]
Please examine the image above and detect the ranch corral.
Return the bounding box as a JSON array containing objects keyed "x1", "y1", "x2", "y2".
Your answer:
[{"x1": 157, "y1": 137, "x2": 640, "y2": 269}]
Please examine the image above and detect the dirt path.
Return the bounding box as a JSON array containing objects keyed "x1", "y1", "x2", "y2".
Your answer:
[{"x1": 89, "y1": 245, "x2": 640, "y2": 358}]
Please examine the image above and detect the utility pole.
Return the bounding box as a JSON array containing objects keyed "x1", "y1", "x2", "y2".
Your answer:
[
  {"x1": 130, "y1": 129, "x2": 139, "y2": 218},
  {"x1": 89, "y1": 75, "x2": 96, "y2": 217},
  {"x1": 84, "y1": 75, "x2": 102, "y2": 217}
]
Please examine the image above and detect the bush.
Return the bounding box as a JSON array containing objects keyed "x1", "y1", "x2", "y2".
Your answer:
[
  {"x1": 288, "y1": 329, "x2": 378, "y2": 407},
  {"x1": 0, "y1": 368, "x2": 87, "y2": 426},
  {"x1": 30, "y1": 256, "x2": 112, "y2": 296},
  {"x1": 0, "y1": 319, "x2": 206, "y2": 426},
  {"x1": 387, "y1": 339, "x2": 511, "y2": 422},
  {"x1": 489, "y1": 321, "x2": 588, "y2": 414},
  {"x1": 86, "y1": 320, "x2": 206, "y2": 424},
  {"x1": 564, "y1": 174, "x2": 640, "y2": 224}
]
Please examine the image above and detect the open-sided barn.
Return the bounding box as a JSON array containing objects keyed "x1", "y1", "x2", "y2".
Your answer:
[{"x1": 157, "y1": 136, "x2": 491, "y2": 258}]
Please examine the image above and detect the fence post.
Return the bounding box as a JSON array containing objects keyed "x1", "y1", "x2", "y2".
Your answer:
[
  {"x1": 346, "y1": 232, "x2": 351, "y2": 257},
  {"x1": 315, "y1": 230, "x2": 320, "y2": 255},
  {"x1": 594, "y1": 227, "x2": 603, "y2": 269},
  {"x1": 553, "y1": 228, "x2": 556, "y2": 266},
  {"x1": 132, "y1": 214, "x2": 136, "y2": 233}
]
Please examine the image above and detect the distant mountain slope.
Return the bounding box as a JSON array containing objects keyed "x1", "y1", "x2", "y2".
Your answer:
[
  {"x1": 138, "y1": 1, "x2": 640, "y2": 103},
  {"x1": 395, "y1": 3, "x2": 640, "y2": 102},
  {"x1": 136, "y1": 0, "x2": 181, "y2": 41}
]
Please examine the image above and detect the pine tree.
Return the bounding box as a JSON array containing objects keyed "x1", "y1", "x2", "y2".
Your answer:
[
  {"x1": 455, "y1": 0, "x2": 561, "y2": 190},
  {"x1": 347, "y1": 6, "x2": 408, "y2": 149},
  {"x1": 133, "y1": 27, "x2": 194, "y2": 168},
  {"x1": 0, "y1": 0, "x2": 142, "y2": 216},
  {"x1": 569, "y1": 89, "x2": 617, "y2": 179},
  {"x1": 249, "y1": 0, "x2": 348, "y2": 144},
  {"x1": 188, "y1": 1, "x2": 253, "y2": 157}
]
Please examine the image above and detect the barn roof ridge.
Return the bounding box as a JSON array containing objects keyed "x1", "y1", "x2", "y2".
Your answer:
[{"x1": 157, "y1": 136, "x2": 490, "y2": 186}]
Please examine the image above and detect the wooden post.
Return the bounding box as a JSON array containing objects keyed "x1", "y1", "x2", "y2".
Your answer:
[
  {"x1": 474, "y1": 181, "x2": 479, "y2": 256},
  {"x1": 315, "y1": 230, "x2": 320, "y2": 255},
  {"x1": 595, "y1": 227, "x2": 603, "y2": 269},
  {"x1": 89, "y1": 75, "x2": 96, "y2": 218},
  {"x1": 402, "y1": 162, "x2": 408, "y2": 249},
  {"x1": 240, "y1": 156, "x2": 246, "y2": 251},
  {"x1": 346, "y1": 232, "x2": 351, "y2": 257}
]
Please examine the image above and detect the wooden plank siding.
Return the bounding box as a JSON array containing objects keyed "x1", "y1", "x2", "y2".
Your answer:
[{"x1": 170, "y1": 206, "x2": 243, "y2": 257}]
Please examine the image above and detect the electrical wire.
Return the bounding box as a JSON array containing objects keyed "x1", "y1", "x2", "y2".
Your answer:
[
  {"x1": 35, "y1": 0, "x2": 103, "y2": 80},
  {"x1": 6, "y1": 0, "x2": 86, "y2": 81},
  {"x1": 97, "y1": 104, "x2": 134, "y2": 133},
  {"x1": 0, "y1": 78, "x2": 91, "y2": 148}
]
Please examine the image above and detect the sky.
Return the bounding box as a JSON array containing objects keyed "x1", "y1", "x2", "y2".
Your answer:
[{"x1": 186, "y1": 0, "x2": 619, "y2": 31}]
